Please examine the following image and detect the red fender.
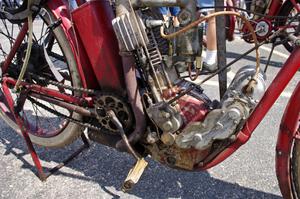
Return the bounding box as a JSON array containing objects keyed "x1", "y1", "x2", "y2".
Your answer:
[
  {"x1": 47, "y1": 0, "x2": 126, "y2": 93},
  {"x1": 46, "y1": 0, "x2": 98, "y2": 89},
  {"x1": 276, "y1": 82, "x2": 300, "y2": 199}
]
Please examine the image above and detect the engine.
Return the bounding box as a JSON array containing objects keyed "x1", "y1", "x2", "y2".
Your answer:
[{"x1": 111, "y1": 1, "x2": 266, "y2": 170}]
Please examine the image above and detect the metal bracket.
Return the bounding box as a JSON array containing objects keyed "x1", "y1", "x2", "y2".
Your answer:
[{"x1": 19, "y1": 124, "x2": 90, "y2": 181}]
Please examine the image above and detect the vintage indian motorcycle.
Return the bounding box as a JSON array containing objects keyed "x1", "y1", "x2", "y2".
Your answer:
[{"x1": 0, "y1": 0, "x2": 300, "y2": 198}]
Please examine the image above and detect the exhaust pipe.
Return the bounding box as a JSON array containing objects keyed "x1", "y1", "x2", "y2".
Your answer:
[{"x1": 115, "y1": 0, "x2": 146, "y2": 150}]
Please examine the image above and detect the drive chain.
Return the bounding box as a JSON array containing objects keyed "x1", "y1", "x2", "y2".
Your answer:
[{"x1": 27, "y1": 96, "x2": 102, "y2": 131}]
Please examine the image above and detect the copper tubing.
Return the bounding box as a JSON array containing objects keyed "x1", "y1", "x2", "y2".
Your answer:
[{"x1": 160, "y1": 11, "x2": 261, "y2": 80}]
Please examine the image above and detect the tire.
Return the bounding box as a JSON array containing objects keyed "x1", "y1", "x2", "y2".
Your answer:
[
  {"x1": 277, "y1": 0, "x2": 300, "y2": 53},
  {"x1": 0, "y1": 7, "x2": 83, "y2": 148},
  {"x1": 292, "y1": 138, "x2": 300, "y2": 198}
]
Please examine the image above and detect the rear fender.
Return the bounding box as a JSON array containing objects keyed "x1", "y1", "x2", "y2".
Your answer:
[{"x1": 46, "y1": 0, "x2": 98, "y2": 89}]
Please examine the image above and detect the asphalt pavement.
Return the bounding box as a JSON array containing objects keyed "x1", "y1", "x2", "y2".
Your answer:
[{"x1": 0, "y1": 37, "x2": 299, "y2": 199}]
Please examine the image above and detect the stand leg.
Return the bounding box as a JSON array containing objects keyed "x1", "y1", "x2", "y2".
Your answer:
[
  {"x1": 20, "y1": 126, "x2": 47, "y2": 181},
  {"x1": 46, "y1": 133, "x2": 90, "y2": 178}
]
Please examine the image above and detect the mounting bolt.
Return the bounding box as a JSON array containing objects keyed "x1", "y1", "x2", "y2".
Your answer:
[
  {"x1": 162, "y1": 121, "x2": 173, "y2": 132},
  {"x1": 295, "y1": 39, "x2": 300, "y2": 47},
  {"x1": 193, "y1": 134, "x2": 202, "y2": 142}
]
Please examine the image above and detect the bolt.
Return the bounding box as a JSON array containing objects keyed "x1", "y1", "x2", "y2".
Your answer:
[
  {"x1": 198, "y1": 162, "x2": 204, "y2": 167},
  {"x1": 228, "y1": 108, "x2": 241, "y2": 120},
  {"x1": 230, "y1": 135, "x2": 236, "y2": 141},
  {"x1": 162, "y1": 112, "x2": 171, "y2": 118},
  {"x1": 215, "y1": 122, "x2": 223, "y2": 130},
  {"x1": 162, "y1": 121, "x2": 173, "y2": 132},
  {"x1": 193, "y1": 134, "x2": 202, "y2": 142},
  {"x1": 295, "y1": 39, "x2": 300, "y2": 47}
]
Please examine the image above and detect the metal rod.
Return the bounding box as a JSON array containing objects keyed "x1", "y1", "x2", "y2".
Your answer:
[
  {"x1": 107, "y1": 110, "x2": 140, "y2": 160},
  {"x1": 264, "y1": 44, "x2": 275, "y2": 73},
  {"x1": 2, "y1": 22, "x2": 28, "y2": 73},
  {"x1": 131, "y1": 0, "x2": 188, "y2": 8},
  {"x1": 29, "y1": 92, "x2": 96, "y2": 117},
  {"x1": 215, "y1": 0, "x2": 227, "y2": 99},
  {"x1": 47, "y1": 134, "x2": 89, "y2": 176}
]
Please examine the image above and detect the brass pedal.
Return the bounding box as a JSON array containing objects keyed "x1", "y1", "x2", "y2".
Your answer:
[{"x1": 122, "y1": 158, "x2": 148, "y2": 192}]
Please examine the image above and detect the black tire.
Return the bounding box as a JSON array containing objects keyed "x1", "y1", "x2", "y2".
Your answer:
[
  {"x1": 292, "y1": 138, "x2": 300, "y2": 198},
  {"x1": 277, "y1": 0, "x2": 300, "y2": 53},
  {"x1": 0, "y1": 7, "x2": 83, "y2": 148}
]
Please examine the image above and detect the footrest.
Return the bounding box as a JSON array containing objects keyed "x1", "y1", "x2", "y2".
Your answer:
[{"x1": 122, "y1": 158, "x2": 148, "y2": 192}]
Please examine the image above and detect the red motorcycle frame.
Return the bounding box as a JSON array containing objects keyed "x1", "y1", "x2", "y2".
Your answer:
[{"x1": 1, "y1": 0, "x2": 300, "y2": 198}]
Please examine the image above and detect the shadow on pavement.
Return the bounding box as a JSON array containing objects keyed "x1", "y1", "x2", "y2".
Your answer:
[
  {"x1": 0, "y1": 121, "x2": 282, "y2": 199},
  {"x1": 226, "y1": 51, "x2": 284, "y2": 69}
]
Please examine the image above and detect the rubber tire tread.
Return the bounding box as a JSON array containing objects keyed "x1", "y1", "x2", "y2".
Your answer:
[{"x1": 0, "y1": 7, "x2": 83, "y2": 148}]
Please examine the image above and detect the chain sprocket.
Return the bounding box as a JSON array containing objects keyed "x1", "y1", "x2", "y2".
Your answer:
[
  {"x1": 94, "y1": 93, "x2": 134, "y2": 134},
  {"x1": 26, "y1": 74, "x2": 134, "y2": 135}
]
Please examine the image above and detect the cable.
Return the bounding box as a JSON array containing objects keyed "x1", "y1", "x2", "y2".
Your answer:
[
  {"x1": 160, "y1": 11, "x2": 261, "y2": 80},
  {"x1": 14, "y1": 0, "x2": 34, "y2": 90}
]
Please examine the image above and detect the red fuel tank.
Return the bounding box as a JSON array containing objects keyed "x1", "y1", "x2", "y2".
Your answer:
[{"x1": 72, "y1": 1, "x2": 126, "y2": 94}]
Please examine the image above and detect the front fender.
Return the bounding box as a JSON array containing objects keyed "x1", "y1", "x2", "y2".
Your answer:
[{"x1": 276, "y1": 82, "x2": 300, "y2": 199}]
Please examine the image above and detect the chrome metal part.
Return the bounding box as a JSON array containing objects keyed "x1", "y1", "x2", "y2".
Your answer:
[
  {"x1": 147, "y1": 101, "x2": 182, "y2": 133},
  {"x1": 255, "y1": 20, "x2": 271, "y2": 38},
  {"x1": 175, "y1": 65, "x2": 266, "y2": 150},
  {"x1": 112, "y1": 12, "x2": 148, "y2": 52}
]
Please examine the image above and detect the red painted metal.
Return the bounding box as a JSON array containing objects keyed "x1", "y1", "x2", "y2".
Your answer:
[
  {"x1": 76, "y1": 0, "x2": 86, "y2": 7},
  {"x1": 71, "y1": 0, "x2": 126, "y2": 94},
  {"x1": 2, "y1": 22, "x2": 28, "y2": 74},
  {"x1": 268, "y1": 0, "x2": 283, "y2": 16},
  {"x1": 177, "y1": 95, "x2": 209, "y2": 125},
  {"x1": 47, "y1": 0, "x2": 98, "y2": 89},
  {"x1": 290, "y1": 0, "x2": 300, "y2": 12},
  {"x1": 1, "y1": 80, "x2": 46, "y2": 180},
  {"x1": 197, "y1": 47, "x2": 300, "y2": 170},
  {"x1": 275, "y1": 82, "x2": 300, "y2": 199},
  {"x1": 4, "y1": 77, "x2": 88, "y2": 106}
]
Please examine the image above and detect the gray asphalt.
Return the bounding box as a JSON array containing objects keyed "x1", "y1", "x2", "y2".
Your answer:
[{"x1": 0, "y1": 37, "x2": 298, "y2": 199}]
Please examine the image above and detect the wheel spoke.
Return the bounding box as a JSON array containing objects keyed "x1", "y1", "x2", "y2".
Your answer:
[{"x1": 0, "y1": 6, "x2": 79, "y2": 140}]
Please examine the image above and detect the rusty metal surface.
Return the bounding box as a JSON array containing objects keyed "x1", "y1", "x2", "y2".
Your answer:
[{"x1": 215, "y1": 0, "x2": 227, "y2": 99}]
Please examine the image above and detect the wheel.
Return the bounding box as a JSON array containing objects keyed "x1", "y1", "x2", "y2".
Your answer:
[
  {"x1": 291, "y1": 134, "x2": 300, "y2": 198},
  {"x1": 0, "y1": 6, "x2": 83, "y2": 148},
  {"x1": 277, "y1": 0, "x2": 300, "y2": 53}
]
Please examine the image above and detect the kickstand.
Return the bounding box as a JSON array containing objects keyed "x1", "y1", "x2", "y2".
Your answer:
[
  {"x1": 21, "y1": 126, "x2": 90, "y2": 181},
  {"x1": 2, "y1": 81, "x2": 90, "y2": 181},
  {"x1": 45, "y1": 134, "x2": 90, "y2": 179}
]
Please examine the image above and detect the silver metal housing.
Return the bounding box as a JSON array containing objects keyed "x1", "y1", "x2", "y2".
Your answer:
[{"x1": 175, "y1": 65, "x2": 266, "y2": 150}]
